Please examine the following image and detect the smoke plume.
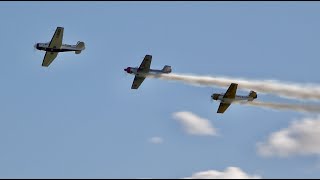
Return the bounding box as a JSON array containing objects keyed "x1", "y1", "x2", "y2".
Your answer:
[
  {"x1": 236, "y1": 101, "x2": 320, "y2": 114},
  {"x1": 147, "y1": 73, "x2": 320, "y2": 101}
]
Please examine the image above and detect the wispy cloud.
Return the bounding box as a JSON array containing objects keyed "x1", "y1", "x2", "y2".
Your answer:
[
  {"x1": 257, "y1": 116, "x2": 320, "y2": 157},
  {"x1": 173, "y1": 111, "x2": 217, "y2": 136},
  {"x1": 183, "y1": 167, "x2": 261, "y2": 179},
  {"x1": 148, "y1": 136, "x2": 164, "y2": 144},
  {"x1": 148, "y1": 73, "x2": 320, "y2": 101}
]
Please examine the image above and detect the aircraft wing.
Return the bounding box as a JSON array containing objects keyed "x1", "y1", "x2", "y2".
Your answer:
[
  {"x1": 131, "y1": 76, "x2": 146, "y2": 89},
  {"x1": 138, "y1": 55, "x2": 152, "y2": 73},
  {"x1": 48, "y1": 27, "x2": 64, "y2": 49},
  {"x1": 217, "y1": 102, "x2": 231, "y2": 113},
  {"x1": 42, "y1": 51, "x2": 59, "y2": 67},
  {"x1": 41, "y1": 27, "x2": 64, "y2": 67},
  {"x1": 223, "y1": 83, "x2": 238, "y2": 99}
]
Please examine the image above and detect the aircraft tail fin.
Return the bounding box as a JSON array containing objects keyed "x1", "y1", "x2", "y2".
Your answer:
[
  {"x1": 75, "y1": 41, "x2": 85, "y2": 54},
  {"x1": 162, "y1": 65, "x2": 172, "y2": 73},
  {"x1": 248, "y1": 91, "x2": 257, "y2": 101}
]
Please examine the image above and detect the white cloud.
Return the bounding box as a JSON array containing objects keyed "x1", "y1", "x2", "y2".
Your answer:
[
  {"x1": 148, "y1": 136, "x2": 163, "y2": 144},
  {"x1": 183, "y1": 167, "x2": 261, "y2": 179},
  {"x1": 257, "y1": 116, "x2": 320, "y2": 157},
  {"x1": 172, "y1": 111, "x2": 217, "y2": 136}
]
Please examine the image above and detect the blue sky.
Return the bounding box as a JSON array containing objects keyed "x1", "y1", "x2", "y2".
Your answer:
[{"x1": 1, "y1": 2, "x2": 320, "y2": 178}]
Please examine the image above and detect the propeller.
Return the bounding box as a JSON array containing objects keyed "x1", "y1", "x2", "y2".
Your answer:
[
  {"x1": 208, "y1": 89, "x2": 214, "y2": 102},
  {"x1": 33, "y1": 42, "x2": 38, "y2": 52},
  {"x1": 209, "y1": 88, "x2": 221, "y2": 103},
  {"x1": 123, "y1": 67, "x2": 129, "y2": 77},
  {"x1": 123, "y1": 70, "x2": 129, "y2": 77},
  {"x1": 210, "y1": 95, "x2": 215, "y2": 103}
]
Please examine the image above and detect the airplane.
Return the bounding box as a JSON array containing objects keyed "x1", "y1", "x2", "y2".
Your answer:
[
  {"x1": 124, "y1": 54, "x2": 172, "y2": 89},
  {"x1": 34, "y1": 27, "x2": 85, "y2": 67},
  {"x1": 211, "y1": 83, "x2": 257, "y2": 113}
]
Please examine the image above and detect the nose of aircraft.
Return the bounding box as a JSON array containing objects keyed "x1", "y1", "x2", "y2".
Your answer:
[
  {"x1": 34, "y1": 43, "x2": 38, "y2": 49},
  {"x1": 211, "y1": 94, "x2": 219, "y2": 100},
  {"x1": 124, "y1": 67, "x2": 131, "y2": 73}
]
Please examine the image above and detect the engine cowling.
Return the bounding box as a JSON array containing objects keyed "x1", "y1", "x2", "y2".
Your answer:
[
  {"x1": 124, "y1": 67, "x2": 132, "y2": 73},
  {"x1": 211, "y1": 94, "x2": 220, "y2": 100}
]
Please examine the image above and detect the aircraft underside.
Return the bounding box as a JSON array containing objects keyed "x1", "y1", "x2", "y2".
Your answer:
[{"x1": 38, "y1": 47, "x2": 76, "y2": 52}]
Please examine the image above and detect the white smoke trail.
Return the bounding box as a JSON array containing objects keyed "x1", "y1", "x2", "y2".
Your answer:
[
  {"x1": 147, "y1": 73, "x2": 320, "y2": 101},
  {"x1": 236, "y1": 101, "x2": 320, "y2": 114}
]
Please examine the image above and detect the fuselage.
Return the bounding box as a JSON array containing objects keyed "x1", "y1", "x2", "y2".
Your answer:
[
  {"x1": 34, "y1": 42, "x2": 85, "y2": 52},
  {"x1": 211, "y1": 93, "x2": 255, "y2": 103},
  {"x1": 124, "y1": 67, "x2": 171, "y2": 77}
]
